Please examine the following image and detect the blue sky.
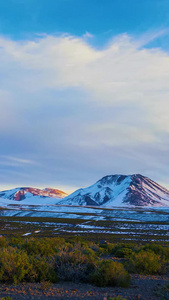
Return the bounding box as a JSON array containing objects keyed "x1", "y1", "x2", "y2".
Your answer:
[
  {"x1": 0, "y1": 0, "x2": 169, "y2": 192},
  {"x1": 0, "y1": 0, "x2": 169, "y2": 46}
]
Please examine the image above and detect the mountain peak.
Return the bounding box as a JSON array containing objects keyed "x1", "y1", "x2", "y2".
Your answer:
[{"x1": 58, "y1": 174, "x2": 169, "y2": 207}]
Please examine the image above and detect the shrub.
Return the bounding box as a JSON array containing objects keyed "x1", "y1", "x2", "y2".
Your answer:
[
  {"x1": 30, "y1": 256, "x2": 58, "y2": 283},
  {"x1": 0, "y1": 247, "x2": 58, "y2": 284},
  {"x1": 110, "y1": 243, "x2": 134, "y2": 258},
  {"x1": 82, "y1": 247, "x2": 95, "y2": 259},
  {"x1": 106, "y1": 243, "x2": 115, "y2": 254},
  {"x1": 125, "y1": 250, "x2": 165, "y2": 275},
  {"x1": 0, "y1": 248, "x2": 32, "y2": 284},
  {"x1": 9, "y1": 236, "x2": 23, "y2": 248},
  {"x1": 114, "y1": 247, "x2": 133, "y2": 258},
  {"x1": 96, "y1": 246, "x2": 107, "y2": 256},
  {"x1": 22, "y1": 239, "x2": 56, "y2": 256},
  {"x1": 91, "y1": 260, "x2": 130, "y2": 287},
  {"x1": 55, "y1": 251, "x2": 96, "y2": 282},
  {"x1": 141, "y1": 243, "x2": 169, "y2": 259},
  {"x1": 66, "y1": 236, "x2": 84, "y2": 244},
  {"x1": 0, "y1": 237, "x2": 8, "y2": 248}
]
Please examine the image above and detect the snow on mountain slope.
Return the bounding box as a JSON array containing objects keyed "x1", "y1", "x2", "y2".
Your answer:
[
  {"x1": 58, "y1": 174, "x2": 169, "y2": 207},
  {"x1": 0, "y1": 187, "x2": 68, "y2": 203},
  {"x1": 0, "y1": 195, "x2": 60, "y2": 206},
  {"x1": 1, "y1": 174, "x2": 169, "y2": 208}
]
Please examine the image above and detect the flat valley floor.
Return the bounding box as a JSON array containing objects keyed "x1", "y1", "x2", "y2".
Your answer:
[
  {"x1": 0, "y1": 206, "x2": 169, "y2": 299},
  {"x1": 0, "y1": 205, "x2": 169, "y2": 243}
]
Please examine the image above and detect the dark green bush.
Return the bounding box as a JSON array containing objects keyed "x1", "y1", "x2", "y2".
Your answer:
[
  {"x1": 114, "y1": 247, "x2": 133, "y2": 258},
  {"x1": 91, "y1": 260, "x2": 130, "y2": 287},
  {"x1": 55, "y1": 250, "x2": 96, "y2": 282},
  {"x1": 110, "y1": 243, "x2": 135, "y2": 258}
]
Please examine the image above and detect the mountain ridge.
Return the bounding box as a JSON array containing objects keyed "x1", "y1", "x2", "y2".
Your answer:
[
  {"x1": 0, "y1": 187, "x2": 68, "y2": 201},
  {"x1": 1, "y1": 174, "x2": 169, "y2": 207},
  {"x1": 58, "y1": 174, "x2": 169, "y2": 207}
]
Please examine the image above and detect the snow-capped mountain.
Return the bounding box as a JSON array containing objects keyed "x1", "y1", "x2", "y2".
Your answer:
[
  {"x1": 1, "y1": 174, "x2": 169, "y2": 208},
  {"x1": 0, "y1": 187, "x2": 68, "y2": 202},
  {"x1": 58, "y1": 174, "x2": 169, "y2": 207}
]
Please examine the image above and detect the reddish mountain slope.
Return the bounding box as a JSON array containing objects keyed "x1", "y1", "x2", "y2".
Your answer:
[{"x1": 0, "y1": 187, "x2": 68, "y2": 201}]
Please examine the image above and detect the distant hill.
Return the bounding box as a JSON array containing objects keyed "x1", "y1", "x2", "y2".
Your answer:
[{"x1": 0, "y1": 187, "x2": 68, "y2": 203}]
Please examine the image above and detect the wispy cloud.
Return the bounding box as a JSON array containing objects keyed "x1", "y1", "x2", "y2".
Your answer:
[
  {"x1": 0, "y1": 156, "x2": 39, "y2": 166},
  {"x1": 134, "y1": 28, "x2": 169, "y2": 47},
  {"x1": 83, "y1": 31, "x2": 94, "y2": 39}
]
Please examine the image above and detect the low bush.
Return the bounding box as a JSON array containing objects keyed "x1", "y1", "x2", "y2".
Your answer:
[
  {"x1": 0, "y1": 237, "x2": 8, "y2": 248},
  {"x1": 91, "y1": 260, "x2": 130, "y2": 287},
  {"x1": 0, "y1": 247, "x2": 58, "y2": 284},
  {"x1": 55, "y1": 250, "x2": 97, "y2": 282},
  {"x1": 22, "y1": 238, "x2": 57, "y2": 256},
  {"x1": 110, "y1": 243, "x2": 135, "y2": 258},
  {"x1": 9, "y1": 236, "x2": 23, "y2": 248},
  {"x1": 141, "y1": 243, "x2": 169, "y2": 259},
  {"x1": 0, "y1": 248, "x2": 32, "y2": 284},
  {"x1": 125, "y1": 250, "x2": 166, "y2": 275},
  {"x1": 29, "y1": 256, "x2": 58, "y2": 283},
  {"x1": 0, "y1": 236, "x2": 168, "y2": 286}
]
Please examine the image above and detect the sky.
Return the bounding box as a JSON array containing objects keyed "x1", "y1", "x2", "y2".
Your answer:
[{"x1": 0, "y1": 0, "x2": 169, "y2": 193}]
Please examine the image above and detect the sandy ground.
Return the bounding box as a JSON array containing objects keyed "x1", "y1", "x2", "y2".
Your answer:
[{"x1": 0, "y1": 274, "x2": 169, "y2": 300}]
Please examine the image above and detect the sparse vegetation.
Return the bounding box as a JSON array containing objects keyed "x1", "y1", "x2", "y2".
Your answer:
[
  {"x1": 0, "y1": 235, "x2": 168, "y2": 287},
  {"x1": 154, "y1": 283, "x2": 169, "y2": 299},
  {"x1": 0, "y1": 236, "x2": 99, "y2": 284},
  {"x1": 108, "y1": 297, "x2": 127, "y2": 300}
]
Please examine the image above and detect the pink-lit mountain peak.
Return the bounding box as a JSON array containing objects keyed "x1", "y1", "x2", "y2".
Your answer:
[{"x1": 0, "y1": 187, "x2": 68, "y2": 201}]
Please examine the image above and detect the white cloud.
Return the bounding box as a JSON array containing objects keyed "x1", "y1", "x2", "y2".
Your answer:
[
  {"x1": 0, "y1": 31, "x2": 169, "y2": 187},
  {"x1": 0, "y1": 32, "x2": 169, "y2": 107}
]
